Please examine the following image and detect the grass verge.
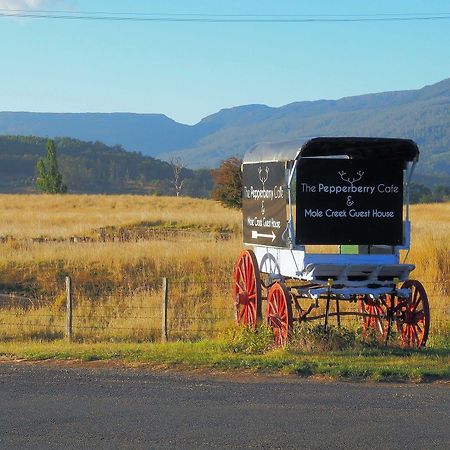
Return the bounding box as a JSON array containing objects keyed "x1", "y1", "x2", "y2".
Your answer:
[{"x1": 0, "y1": 338, "x2": 449, "y2": 383}]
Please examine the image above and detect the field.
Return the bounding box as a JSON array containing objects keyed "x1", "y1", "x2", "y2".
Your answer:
[{"x1": 0, "y1": 195, "x2": 448, "y2": 342}]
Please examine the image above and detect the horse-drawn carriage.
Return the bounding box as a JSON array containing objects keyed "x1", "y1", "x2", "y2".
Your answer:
[{"x1": 233, "y1": 137, "x2": 430, "y2": 347}]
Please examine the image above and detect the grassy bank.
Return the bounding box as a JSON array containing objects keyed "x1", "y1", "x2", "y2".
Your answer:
[{"x1": 1, "y1": 332, "x2": 449, "y2": 383}]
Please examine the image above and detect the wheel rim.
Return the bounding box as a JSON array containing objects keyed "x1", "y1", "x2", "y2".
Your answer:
[
  {"x1": 266, "y1": 282, "x2": 292, "y2": 346},
  {"x1": 396, "y1": 280, "x2": 430, "y2": 348},
  {"x1": 358, "y1": 294, "x2": 391, "y2": 337},
  {"x1": 233, "y1": 250, "x2": 262, "y2": 328}
]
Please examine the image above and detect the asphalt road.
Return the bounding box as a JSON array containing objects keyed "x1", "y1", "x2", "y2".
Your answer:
[{"x1": 0, "y1": 362, "x2": 449, "y2": 449}]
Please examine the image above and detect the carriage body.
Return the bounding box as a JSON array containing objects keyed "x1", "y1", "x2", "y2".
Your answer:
[{"x1": 234, "y1": 137, "x2": 430, "y2": 347}]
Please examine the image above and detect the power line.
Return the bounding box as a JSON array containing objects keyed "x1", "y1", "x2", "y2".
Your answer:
[
  {"x1": 1, "y1": 10, "x2": 450, "y2": 23},
  {"x1": 1, "y1": 8, "x2": 450, "y2": 17}
]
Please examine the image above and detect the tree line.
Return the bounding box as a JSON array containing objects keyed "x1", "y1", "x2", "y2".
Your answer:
[
  {"x1": 211, "y1": 158, "x2": 450, "y2": 208},
  {"x1": 28, "y1": 141, "x2": 450, "y2": 205},
  {"x1": 0, "y1": 135, "x2": 447, "y2": 205},
  {"x1": 0, "y1": 136, "x2": 212, "y2": 197}
]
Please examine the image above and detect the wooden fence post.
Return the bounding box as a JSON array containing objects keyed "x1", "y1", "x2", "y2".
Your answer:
[
  {"x1": 161, "y1": 277, "x2": 168, "y2": 342},
  {"x1": 65, "y1": 276, "x2": 73, "y2": 341}
]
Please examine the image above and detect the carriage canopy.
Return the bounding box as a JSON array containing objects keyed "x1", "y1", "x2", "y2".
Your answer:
[{"x1": 243, "y1": 137, "x2": 419, "y2": 164}]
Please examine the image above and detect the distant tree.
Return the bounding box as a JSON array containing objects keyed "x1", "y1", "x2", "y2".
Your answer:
[
  {"x1": 36, "y1": 139, "x2": 67, "y2": 193},
  {"x1": 169, "y1": 156, "x2": 187, "y2": 197},
  {"x1": 431, "y1": 184, "x2": 450, "y2": 202},
  {"x1": 408, "y1": 183, "x2": 450, "y2": 203},
  {"x1": 409, "y1": 183, "x2": 432, "y2": 203},
  {"x1": 212, "y1": 157, "x2": 242, "y2": 208}
]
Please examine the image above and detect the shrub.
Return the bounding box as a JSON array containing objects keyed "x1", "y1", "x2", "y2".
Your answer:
[
  {"x1": 223, "y1": 326, "x2": 273, "y2": 354},
  {"x1": 288, "y1": 323, "x2": 357, "y2": 353}
]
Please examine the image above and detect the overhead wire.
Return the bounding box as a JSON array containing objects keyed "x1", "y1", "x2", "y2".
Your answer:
[
  {"x1": 0, "y1": 10, "x2": 450, "y2": 23},
  {"x1": 1, "y1": 9, "x2": 450, "y2": 16}
]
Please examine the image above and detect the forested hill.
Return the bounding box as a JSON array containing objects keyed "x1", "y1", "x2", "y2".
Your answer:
[
  {"x1": 0, "y1": 78, "x2": 449, "y2": 182},
  {"x1": 0, "y1": 136, "x2": 212, "y2": 195}
]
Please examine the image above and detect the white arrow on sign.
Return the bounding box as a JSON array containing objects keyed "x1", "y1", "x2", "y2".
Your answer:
[{"x1": 251, "y1": 230, "x2": 276, "y2": 242}]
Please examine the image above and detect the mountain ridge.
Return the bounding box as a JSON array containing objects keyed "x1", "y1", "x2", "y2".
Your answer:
[{"x1": 0, "y1": 78, "x2": 449, "y2": 177}]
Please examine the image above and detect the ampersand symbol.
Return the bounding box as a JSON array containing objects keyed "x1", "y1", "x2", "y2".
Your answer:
[{"x1": 346, "y1": 196, "x2": 354, "y2": 207}]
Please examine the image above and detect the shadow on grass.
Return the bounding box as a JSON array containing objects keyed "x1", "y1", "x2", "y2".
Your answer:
[
  {"x1": 336, "y1": 346, "x2": 450, "y2": 358},
  {"x1": 0, "y1": 331, "x2": 64, "y2": 342}
]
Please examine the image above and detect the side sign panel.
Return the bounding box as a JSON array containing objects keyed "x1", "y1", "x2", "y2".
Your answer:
[
  {"x1": 296, "y1": 159, "x2": 403, "y2": 245},
  {"x1": 242, "y1": 162, "x2": 287, "y2": 247}
]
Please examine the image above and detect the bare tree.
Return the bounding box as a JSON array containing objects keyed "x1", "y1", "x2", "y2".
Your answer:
[{"x1": 169, "y1": 156, "x2": 187, "y2": 197}]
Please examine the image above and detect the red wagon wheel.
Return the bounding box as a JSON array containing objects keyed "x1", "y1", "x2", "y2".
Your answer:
[
  {"x1": 266, "y1": 282, "x2": 293, "y2": 346},
  {"x1": 396, "y1": 280, "x2": 430, "y2": 348},
  {"x1": 233, "y1": 250, "x2": 262, "y2": 328},
  {"x1": 358, "y1": 294, "x2": 392, "y2": 338}
]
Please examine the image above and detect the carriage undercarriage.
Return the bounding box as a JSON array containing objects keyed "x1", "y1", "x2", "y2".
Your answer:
[{"x1": 234, "y1": 249, "x2": 430, "y2": 348}]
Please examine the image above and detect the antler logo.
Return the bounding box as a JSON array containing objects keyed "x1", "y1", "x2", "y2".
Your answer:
[
  {"x1": 338, "y1": 170, "x2": 364, "y2": 186},
  {"x1": 258, "y1": 166, "x2": 269, "y2": 215}
]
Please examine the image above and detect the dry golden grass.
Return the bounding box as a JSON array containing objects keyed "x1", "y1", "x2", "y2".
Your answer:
[
  {"x1": 0, "y1": 194, "x2": 240, "y2": 239},
  {"x1": 0, "y1": 194, "x2": 241, "y2": 340},
  {"x1": 402, "y1": 203, "x2": 450, "y2": 335},
  {"x1": 0, "y1": 195, "x2": 448, "y2": 341}
]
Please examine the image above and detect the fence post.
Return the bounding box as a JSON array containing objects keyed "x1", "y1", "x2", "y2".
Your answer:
[
  {"x1": 65, "y1": 276, "x2": 73, "y2": 341},
  {"x1": 161, "y1": 277, "x2": 168, "y2": 342}
]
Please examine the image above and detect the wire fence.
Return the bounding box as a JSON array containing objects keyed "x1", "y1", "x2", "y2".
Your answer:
[
  {"x1": 0, "y1": 278, "x2": 235, "y2": 342},
  {"x1": 0, "y1": 278, "x2": 448, "y2": 342}
]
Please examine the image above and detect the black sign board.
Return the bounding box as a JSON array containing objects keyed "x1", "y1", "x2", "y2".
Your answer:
[
  {"x1": 242, "y1": 162, "x2": 287, "y2": 247},
  {"x1": 296, "y1": 159, "x2": 403, "y2": 245}
]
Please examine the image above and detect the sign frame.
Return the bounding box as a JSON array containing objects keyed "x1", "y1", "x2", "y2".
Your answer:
[
  {"x1": 295, "y1": 158, "x2": 404, "y2": 246},
  {"x1": 242, "y1": 161, "x2": 288, "y2": 248}
]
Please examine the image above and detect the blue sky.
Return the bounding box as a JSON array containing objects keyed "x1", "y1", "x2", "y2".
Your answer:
[{"x1": 1, "y1": 0, "x2": 449, "y2": 124}]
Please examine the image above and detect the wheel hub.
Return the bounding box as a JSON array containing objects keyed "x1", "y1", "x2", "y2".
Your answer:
[{"x1": 237, "y1": 292, "x2": 249, "y2": 305}]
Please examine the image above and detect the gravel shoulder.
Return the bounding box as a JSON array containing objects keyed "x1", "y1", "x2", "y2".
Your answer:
[{"x1": 0, "y1": 361, "x2": 449, "y2": 449}]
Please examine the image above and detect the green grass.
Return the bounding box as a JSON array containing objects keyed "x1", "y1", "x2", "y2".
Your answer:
[{"x1": 1, "y1": 338, "x2": 449, "y2": 383}]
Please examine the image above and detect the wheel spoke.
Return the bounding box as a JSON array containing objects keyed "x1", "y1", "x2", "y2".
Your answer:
[
  {"x1": 234, "y1": 281, "x2": 244, "y2": 293},
  {"x1": 248, "y1": 280, "x2": 256, "y2": 296},
  {"x1": 412, "y1": 325, "x2": 420, "y2": 345},
  {"x1": 411, "y1": 287, "x2": 419, "y2": 310},
  {"x1": 245, "y1": 257, "x2": 251, "y2": 282},
  {"x1": 248, "y1": 306, "x2": 255, "y2": 325},
  {"x1": 376, "y1": 318, "x2": 383, "y2": 335},
  {"x1": 268, "y1": 302, "x2": 276, "y2": 315},
  {"x1": 412, "y1": 296, "x2": 421, "y2": 311},
  {"x1": 237, "y1": 265, "x2": 245, "y2": 284}
]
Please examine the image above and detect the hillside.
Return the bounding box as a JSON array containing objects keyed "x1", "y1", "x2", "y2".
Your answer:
[
  {"x1": 0, "y1": 79, "x2": 449, "y2": 181},
  {"x1": 0, "y1": 136, "x2": 212, "y2": 196},
  {"x1": 172, "y1": 78, "x2": 450, "y2": 180}
]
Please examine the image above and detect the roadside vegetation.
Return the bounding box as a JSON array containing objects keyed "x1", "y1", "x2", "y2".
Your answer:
[{"x1": 1, "y1": 325, "x2": 448, "y2": 382}]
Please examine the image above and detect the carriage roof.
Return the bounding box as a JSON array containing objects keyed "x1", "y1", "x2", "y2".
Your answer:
[{"x1": 243, "y1": 137, "x2": 419, "y2": 164}]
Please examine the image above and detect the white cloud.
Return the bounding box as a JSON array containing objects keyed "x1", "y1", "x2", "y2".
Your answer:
[{"x1": 0, "y1": 0, "x2": 48, "y2": 10}]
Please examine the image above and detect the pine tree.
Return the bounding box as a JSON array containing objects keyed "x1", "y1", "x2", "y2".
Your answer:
[{"x1": 36, "y1": 139, "x2": 67, "y2": 193}]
